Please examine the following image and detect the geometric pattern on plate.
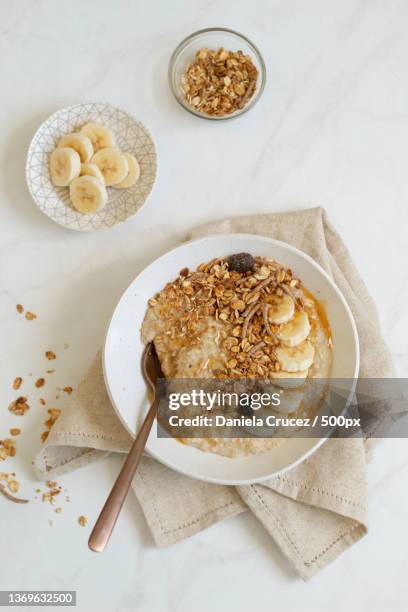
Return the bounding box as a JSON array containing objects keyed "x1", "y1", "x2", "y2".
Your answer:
[{"x1": 26, "y1": 102, "x2": 157, "y2": 232}]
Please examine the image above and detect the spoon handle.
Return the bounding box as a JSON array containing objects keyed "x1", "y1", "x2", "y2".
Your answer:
[{"x1": 88, "y1": 397, "x2": 158, "y2": 552}]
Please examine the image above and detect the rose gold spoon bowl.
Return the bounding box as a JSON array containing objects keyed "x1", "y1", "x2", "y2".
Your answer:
[{"x1": 88, "y1": 342, "x2": 163, "y2": 552}]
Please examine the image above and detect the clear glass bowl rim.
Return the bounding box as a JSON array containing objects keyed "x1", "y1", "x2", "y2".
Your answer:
[{"x1": 168, "y1": 26, "x2": 267, "y2": 121}]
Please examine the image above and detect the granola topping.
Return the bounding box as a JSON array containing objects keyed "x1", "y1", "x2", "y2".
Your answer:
[
  {"x1": 181, "y1": 47, "x2": 258, "y2": 117},
  {"x1": 143, "y1": 255, "x2": 308, "y2": 378}
]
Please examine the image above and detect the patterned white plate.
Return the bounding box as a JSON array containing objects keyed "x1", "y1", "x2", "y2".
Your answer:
[{"x1": 26, "y1": 103, "x2": 157, "y2": 231}]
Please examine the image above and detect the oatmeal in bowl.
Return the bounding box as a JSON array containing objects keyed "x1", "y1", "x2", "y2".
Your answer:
[
  {"x1": 104, "y1": 233, "x2": 359, "y2": 484},
  {"x1": 141, "y1": 251, "x2": 333, "y2": 457}
]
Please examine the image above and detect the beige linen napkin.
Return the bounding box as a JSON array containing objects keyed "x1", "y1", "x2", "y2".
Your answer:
[{"x1": 35, "y1": 207, "x2": 394, "y2": 580}]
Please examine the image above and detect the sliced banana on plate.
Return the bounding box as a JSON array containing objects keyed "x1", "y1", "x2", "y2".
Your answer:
[
  {"x1": 50, "y1": 121, "x2": 142, "y2": 215},
  {"x1": 69, "y1": 175, "x2": 107, "y2": 214},
  {"x1": 49, "y1": 147, "x2": 81, "y2": 187},
  {"x1": 275, "y1": 341, "x2": 315, "y2": 372},
  {"x1": 115, "y1": 153, "x2": 140, "y2": 189},
  {"x1": 267, "y1": 293, "x2": 295, "y2": 325},
  {"x1": 80, "y1": 122, "x2": 116, "y2": 152},
  {"x1": 79, "y1": 162, "x2": 105, "y2": 185},
  {"x1": 269, "y1": 369, "x2": 309, "y2": 389},
  {"x1": 278, "y1": 310, "x2": 311, "y2": 347},
  {"x1": 58, "y1": 133, "x2": 93, "y2": 163},
  {"x1": 92, "y1": 147, "x2": 129, "y2": 186}
]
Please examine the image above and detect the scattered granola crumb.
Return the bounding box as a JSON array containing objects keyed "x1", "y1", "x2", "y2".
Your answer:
[
  {"x1": 46, "y1": 369, "x2": 55, "y2": 374},
  {"x1": 8, "y1": 480, "x2": 19, "y2": 493},
  {"x1": 0, "y1": 473, "x2": 28, "y2": 503},
  {"x1": 16, "y1": 304, "x2": 24, "y2": 314},
  {"x1": 0, "y1": 439, "x2": 16, "y2": 460},
  {"x1": 62, "y1": 386, "x2": 73, "y2": 394},
  {"x1": 0, "y1": 483, "x2": 28, "y2": 503},
  {"x1": 45, "y1": 351, "x2": 56, "y2": 360},
  {"x1": 39, "y1": 398, "x2": 46, "y2": 406},
  {"x1": 35, "y1": 488, "x2": 41, "y2": 493},
  {"x1": 48, "y1": 408, "x2": 61, "y2": 420},
  {"x1": 55, "y1": 507, "x2": 62, "y2": 514},
  {"x1": 8, "y1": 396, "x2": 30, "y2": 416},
  {"x1": 9, "y1": 428, "x2": 21, "y2": 437},
  {"x1": 25, "y1": 311, "x2": 37, "y2": 320},
  {"x1": 13, "y1": 377, "x2": 22, "y2": 390},
  {"x1": 35, "y1": 378, "x2": 45, "y2": 388},
  {"x1": 42, "y1": 481, "x2": 61, "y2": 503},
  {"x1": 41, "y1": 409, "x2": 61, "y2": 443},
  {"x1": 78, "y1": 515, "x2": 87, "y2": 527}
]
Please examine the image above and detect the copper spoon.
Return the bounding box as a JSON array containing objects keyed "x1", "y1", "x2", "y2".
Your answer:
[{"x1": 88, "y1": 342, "x2": 163, "y2": 552}]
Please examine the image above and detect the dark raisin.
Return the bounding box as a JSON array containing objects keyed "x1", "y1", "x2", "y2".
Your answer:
[{"x1": 227, "y1": 253, "x2": 255, "y2": 273}]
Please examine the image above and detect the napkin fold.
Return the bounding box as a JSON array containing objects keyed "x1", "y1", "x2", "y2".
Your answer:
[{"x1": 35, "y1": 207, "x2": 394, "y2": 580}]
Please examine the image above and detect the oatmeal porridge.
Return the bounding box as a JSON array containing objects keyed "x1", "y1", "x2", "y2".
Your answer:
[{"x1": 141, "y1": 253, "x2": 332, "y2": 457}]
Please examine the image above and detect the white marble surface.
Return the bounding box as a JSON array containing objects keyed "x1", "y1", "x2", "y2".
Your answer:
[{"x1": 1, "y1": 0, "x2": 408, "y2": 610}]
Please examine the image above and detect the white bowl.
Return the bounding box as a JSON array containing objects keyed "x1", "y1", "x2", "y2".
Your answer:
[
  {"x1": 26, "y1": 103, "x2": 157, "y2": 231},
  {"x1": 103, "y1": 234, "x2": 359, "y2": 485}
]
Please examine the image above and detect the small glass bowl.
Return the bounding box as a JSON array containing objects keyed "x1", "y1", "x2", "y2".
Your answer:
[{"x1": 168, "y1": 27, "x2": 266, "y2": 121}]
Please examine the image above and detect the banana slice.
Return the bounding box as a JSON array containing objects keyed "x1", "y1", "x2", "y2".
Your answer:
[
  {"x1": 269, "y1": 370, "x2": 309, "y2": 389},
  {"x1": 49, "y1": 147, "x2": 81, "y2": 187},
  {"x1": 278, "y1": 310, "x2": 311, "y2": 347},
  {"x1": 91, "y1": 148, "x2": 129, "y2": 186},
  {"x1": 80, "y1": 122, "x2": 115, "y2": 152},
  {"x1": 58, "y1": 133, "x2": 93, "y2": 163},
  {"x1": 114, "y1": 153, "x2": 140, "y2": 189},
  {"x1": 273, "y1": 388, "x2": 304, "y2": 415},
  {"x1": 267, "y1": 293, "x2": 295, "y2": 325},
  {"x1": 69, "y1": 175, "x2": 107, "y2": 214},
  {"x1": 275, "y1": 341, "x2": 315, "y2": 373},
  {"x1": 79, "y1": 163, "x2": 105, "y2": 185}
]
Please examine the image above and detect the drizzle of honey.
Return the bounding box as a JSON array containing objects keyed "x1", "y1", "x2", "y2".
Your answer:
[{"x1": 301, "y1": 287, "x2": 333, "y2": 348}]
